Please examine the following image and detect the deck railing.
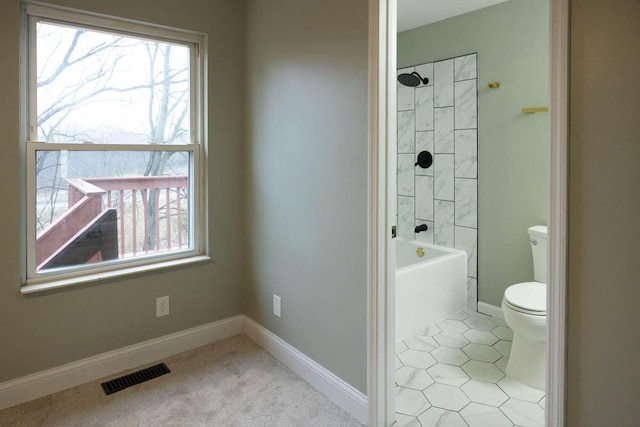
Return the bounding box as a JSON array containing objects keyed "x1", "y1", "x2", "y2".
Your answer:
[{"x1": 36, "y1": 175, "x2": 188, "y2": 270}]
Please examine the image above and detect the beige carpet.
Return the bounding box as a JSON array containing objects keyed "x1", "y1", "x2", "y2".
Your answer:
[{"x1": 0, "y1": 335, "x2": 363, "y2": 426}]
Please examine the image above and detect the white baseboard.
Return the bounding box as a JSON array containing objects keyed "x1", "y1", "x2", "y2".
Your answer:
[
  {"x1": 242, "y1": 317, "x2": 368, "y2": 425},
  {"x1": 0, "y1": 315, "x2": 367, "y2": 425},
  {"x1": 0, "y1": 315, "x2": 244, "y2": 411},
  {"x1": 478, "y1": 301, "x2": 505, "y2": 320}
]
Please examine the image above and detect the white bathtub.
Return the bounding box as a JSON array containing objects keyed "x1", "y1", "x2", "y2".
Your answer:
[{"x1": 396, "y1": 237, "x2": 467, "y2": 340}]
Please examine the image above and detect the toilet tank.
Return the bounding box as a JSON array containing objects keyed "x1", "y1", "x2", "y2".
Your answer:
[{"x1": 528, "y1": 226, "x2": 548, "y2": 283}]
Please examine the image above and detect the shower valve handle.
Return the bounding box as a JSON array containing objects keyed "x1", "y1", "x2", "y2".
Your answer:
[{"x1": 415, "y1": 151, "x2": 433, "y2": 169}]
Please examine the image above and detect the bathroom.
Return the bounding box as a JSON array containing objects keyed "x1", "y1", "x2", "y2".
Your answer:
[{"x1": 393, "y1": 0, "x2": 550, "y2": 425}]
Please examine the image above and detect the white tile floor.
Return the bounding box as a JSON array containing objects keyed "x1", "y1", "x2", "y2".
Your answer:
[{"x1": 395, "y1": 310, "x2": 545, "y2": 427}]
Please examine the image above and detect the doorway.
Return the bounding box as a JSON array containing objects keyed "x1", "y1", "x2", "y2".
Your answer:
[{"x1": 367, "y1": 0, "x2": 569, "y2": 425}]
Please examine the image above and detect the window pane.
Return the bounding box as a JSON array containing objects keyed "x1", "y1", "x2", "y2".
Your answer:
[
  {"x1": 35, "y1": 150, "x2": 191, "y2": 273},
  {"x1": 36, "y1": 22, "x2": 191, "y2": 144}
]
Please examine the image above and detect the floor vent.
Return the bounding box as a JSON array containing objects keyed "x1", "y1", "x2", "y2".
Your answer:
[{"x1": 101, "y1": 363, "x2": 171, "y2": 395}]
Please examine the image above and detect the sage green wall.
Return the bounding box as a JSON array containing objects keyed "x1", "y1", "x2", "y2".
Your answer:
[
  {"x1": 0, "y1": 0, "x2": 246, "y2": 382},
  {"x1": 568, "y1": 0, "x2": 640, "y2": 425},
  {"x1": 398, "y1": 0, "x2": 549, "y2": 307},
  {"x1": 244, "y1": 0, "x2": 369, "y2": 393}
]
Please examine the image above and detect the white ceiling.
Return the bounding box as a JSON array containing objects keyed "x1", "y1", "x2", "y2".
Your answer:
[{"x1": 397, "y1": 0, "x2": 511, "y2": 32}]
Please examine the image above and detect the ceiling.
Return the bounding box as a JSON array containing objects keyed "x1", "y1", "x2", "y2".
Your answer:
[{"x1": 397, "y1": 0, "x2": 511, "y2": 32}]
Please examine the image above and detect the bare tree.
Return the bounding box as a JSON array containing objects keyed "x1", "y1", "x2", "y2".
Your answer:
[
  {"x1": 142, "y1": 42, "x2": 189, "y2": 249},
  {"x1": 35, "y1": 24, "x2": 190, "y2": 252},
  {"x1": 35, "y1": 27, "x2": 133, "y2": 230}
]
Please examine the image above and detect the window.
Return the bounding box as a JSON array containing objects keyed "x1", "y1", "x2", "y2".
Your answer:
[{"x1": 23, "y1": 4, "x2": 207, "y2": 291}]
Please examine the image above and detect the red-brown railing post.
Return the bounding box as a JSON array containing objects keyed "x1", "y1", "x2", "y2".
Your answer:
[
  {"x1": 142, "y1": 189, "x2": 149, "y2": 253},
  {"x1": 132, "y1": 189, "x2": 137, "y2": 254},
  {"x1": 154, "y1": 189, "x2": 160, "y2": 250},
  {"x1": 176, "y1": 189, "x2": 182, "y2": 248},
  {"x1": 165, "y1": 188, "x2": 171, "y2": 249},
  {"x1": 119, "y1": 190, "x2": 125, "y2": 256}
]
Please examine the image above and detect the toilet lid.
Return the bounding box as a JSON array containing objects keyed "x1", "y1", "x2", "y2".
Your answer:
[{"x1": 504, "y1": 282, "x2": 546, "y2": 313}]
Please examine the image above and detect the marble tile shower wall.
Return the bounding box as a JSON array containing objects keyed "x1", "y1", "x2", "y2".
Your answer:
[{"x1": 397, "y1": 53, "x2": 478, "y2": 311}]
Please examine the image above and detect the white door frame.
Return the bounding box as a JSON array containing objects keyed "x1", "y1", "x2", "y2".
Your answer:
[
  {"x1": 367, "y1": 0, "x2": 396, "y2": 424},
  {"x1": 367, "y1": 0, "x2": 570, "y2": 425}
]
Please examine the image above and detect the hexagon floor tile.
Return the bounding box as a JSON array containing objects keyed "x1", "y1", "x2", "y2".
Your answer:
[
  {"x1": 462, "y1": 360, "x2": 505, "y2": 383},
  {"x1": 460, "y1": 402, "x2": 513, "y2": 427},
  {"x1": 497, "y1": 376, "x2": 545, "y2": 403},
  {"x1": 493, "y1": 340, "x2": 512, "y2": 356},
  {"x1": 434, "y1": 331, "x2": 470, "y2": 348},
  {"x1": 418, "y1": 324, "x2": 442, "y2": 337},
  {"x1": 436, "y1": 319, "x2": 470, "y2": 334},
  {"x1": 396, "y1": 366, "x2": 434, "y2": 390},
  {"x1": 404, "y1": 335, "x2": 438, "y2": 352},
  {"x1": 398, "y1": 349, "x2": 437, "y2": 369},
  {"x1": 394, "y1": 413, "x2": 422, "y2": 427},
  {"x1": 462, "y1": 343, "x2": 502, "y2": 363},
  {"x1": 463, "y1": 328, "x2": 500, "y2": 345},
  {"x1": 494, "y1": 356, "x2": 509, "y2": 373},
  {"x1": 461, "y1": 380, "x2": 509, "y2": 407},
  {"x1": 431, "y1": 347, "x2": 470, "y2": 366},
  {"x1": 396, "y1": 340, "x2": 409, "y2": 353},
  {"x1": 427, "y1": 364, "x2": 470, "y2": 387},
  {"x1": 500, "y1": 398, "x2": 545, "y2": 426},
  {"x1": 395, "y1": 311, "x2": 546, "y2": 426},
  {"x1": 396, "y1": 387, "x2": 431, "y2": 416},
  {"x1": 492, "y1": 326, "x2": 514, "y2": 341},
  {"x1": 463, "y1": 315, "x2": 497, "y2": 331},
  {"x1": 491, "y1": 317, "x2": 508, "y2": 327},
  {"x1": 417, "y1": 407, "x2": 467, "y2": 427},
  {"x1": 539, "y1": 396, "x2": 546, "y2": 410},
  {"x1": 423, "y1": 383, "x2": 470, "y2": 411},
  {"x1": 445, "y1": 310, "x2": 470, "y2": 321}
]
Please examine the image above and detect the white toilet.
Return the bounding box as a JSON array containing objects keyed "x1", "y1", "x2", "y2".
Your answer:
[{"x1": 501, "y1": 225, "x2": 547, "y2": 390}]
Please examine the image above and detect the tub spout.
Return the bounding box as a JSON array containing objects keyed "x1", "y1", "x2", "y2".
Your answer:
[{"x1": 415, "y1": 224, "x2": 428, "y2": 233}]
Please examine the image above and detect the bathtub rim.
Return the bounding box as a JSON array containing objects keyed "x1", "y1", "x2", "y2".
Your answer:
[{"x1": 395, "y1": 237, "x2": 467, "y2": 274}]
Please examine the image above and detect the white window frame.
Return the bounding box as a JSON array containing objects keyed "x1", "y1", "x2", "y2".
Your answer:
[{"x1": 21, "y1": 3, "x2": 208, "y2": 294}]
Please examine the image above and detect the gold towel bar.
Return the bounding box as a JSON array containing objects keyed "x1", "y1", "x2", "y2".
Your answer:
[{"x1": 522, "y1": 107, "x2": 549, "y2": 114}]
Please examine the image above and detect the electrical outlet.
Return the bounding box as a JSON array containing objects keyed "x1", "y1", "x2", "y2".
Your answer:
[
  {"x1": 156, "y1": 296, "x2": 169, "y2": 317},
  {"x1": 273, "y1": 295, "x2": 281, "y2": 318}
]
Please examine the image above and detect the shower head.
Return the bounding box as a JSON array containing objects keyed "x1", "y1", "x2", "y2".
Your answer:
[{"x1": 397, "y1": 71, "x2": 429, "y2": 87}]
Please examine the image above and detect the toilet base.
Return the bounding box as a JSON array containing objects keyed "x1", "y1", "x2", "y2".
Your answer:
[{"x1": 506, "y1": 333, "x2": 546, "y2": 390}]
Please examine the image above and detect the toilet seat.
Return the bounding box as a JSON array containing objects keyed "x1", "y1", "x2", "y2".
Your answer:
[{"x1": 504, "y1": 282, "x2": 546, "y2": 316}]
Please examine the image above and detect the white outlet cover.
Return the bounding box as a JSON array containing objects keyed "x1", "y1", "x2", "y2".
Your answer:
[{"x1": 156, "y1": 296, "x2": 169, "y2": 317}]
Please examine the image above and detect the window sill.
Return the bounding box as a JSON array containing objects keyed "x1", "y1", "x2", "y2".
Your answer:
[{"x1": 21, "y1": 255, "x2": 211, "y2": 296}]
